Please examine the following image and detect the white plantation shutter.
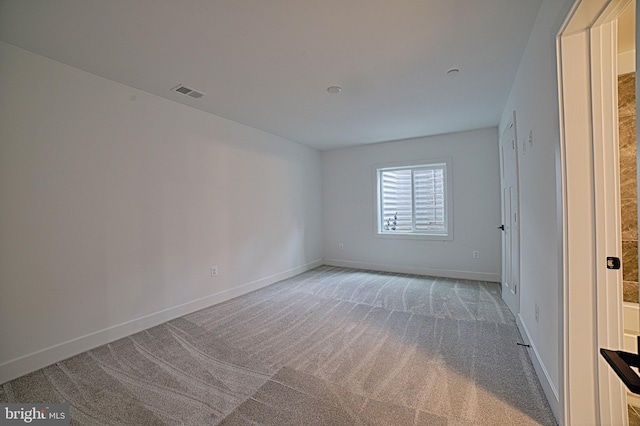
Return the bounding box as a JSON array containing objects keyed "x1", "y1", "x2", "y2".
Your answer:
[
  {"x1": 378, "y1": 163, "x2": 448, "y2": 235},
  {"x1": 414, "y1": 168, "x2": 446, "y2": 232},
  {"x1": 380, "y1": 169, "x2": 412, "y2": 231}
]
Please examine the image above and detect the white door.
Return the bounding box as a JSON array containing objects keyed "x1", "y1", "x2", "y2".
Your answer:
[{"x1": 499, "y1": 116, "x2": 520, "y2": 317}]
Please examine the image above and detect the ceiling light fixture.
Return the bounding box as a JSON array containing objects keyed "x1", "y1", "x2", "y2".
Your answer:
[{"x1": 327, "y1": 86, "x2": 342, "y2": 94}]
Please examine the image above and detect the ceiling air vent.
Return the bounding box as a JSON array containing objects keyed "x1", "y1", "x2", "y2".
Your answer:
[{"x1": 172, "y1": 84, "x2": 205, "y2": 99}]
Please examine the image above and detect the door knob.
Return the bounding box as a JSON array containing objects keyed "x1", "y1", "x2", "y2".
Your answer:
[{"x1": 498, "y1": 225, "x2": 505, "y2": 230}]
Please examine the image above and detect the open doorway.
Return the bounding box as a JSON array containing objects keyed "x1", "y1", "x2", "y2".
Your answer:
[
  {"x1": 557, "y1": 0, "x2": 633, "y2": 424},
  {"x1": 617, "y1": 2, "x2": 640, "y2": 422}
]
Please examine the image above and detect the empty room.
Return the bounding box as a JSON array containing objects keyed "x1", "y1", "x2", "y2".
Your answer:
[{"x1": 1, "y1": 0, "x2": 638, "y2": 425}]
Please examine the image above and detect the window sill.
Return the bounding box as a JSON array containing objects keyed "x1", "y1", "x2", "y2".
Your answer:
[{"x1": 375, "y1": 232, "x2": 453, "y2": 242}]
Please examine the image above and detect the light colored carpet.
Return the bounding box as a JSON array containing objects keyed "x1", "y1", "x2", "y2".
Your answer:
[{"x1": 1, "y1": 266, "x2": 556, "y2": 425}]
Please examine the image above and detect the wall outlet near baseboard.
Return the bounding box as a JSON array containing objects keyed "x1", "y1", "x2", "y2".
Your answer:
[
  {"x1": 535, "y1": 303, "x2": 539, "y2": 323},
  {"x1": 339, "y1": 243, "x2": 344, "y2": 249},
  {"x1": 211, "y1": 266, "x2": 218, "y2": 277},
  {"x1": 472, "y1": 250, "x2": 480, "y2": 259}
]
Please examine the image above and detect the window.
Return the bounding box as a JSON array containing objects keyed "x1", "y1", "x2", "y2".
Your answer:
[{"x1": 376, "y1": 160, "x2": 452, "y2": 239}]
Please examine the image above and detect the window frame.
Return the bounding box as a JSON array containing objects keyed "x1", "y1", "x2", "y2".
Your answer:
[{"x1": 374, "y1": 158, "x2": 453, "y2": 241}]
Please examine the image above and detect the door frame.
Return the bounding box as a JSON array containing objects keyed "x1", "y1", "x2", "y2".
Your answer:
[
  {"x1": 592, "y1": 16, "x2": 627, "y2": 425},
  {"x1": 557, "y1": 0, "x2": 629, "y2": 424}
]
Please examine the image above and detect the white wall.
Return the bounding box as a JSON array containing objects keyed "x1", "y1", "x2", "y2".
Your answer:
[
  {"x1": 322, "y1": 128, "x2": 501, "y2": 282},
  {"x1": 618, "y1": 50, "x2": 636, "y2": 74},
  {"x1": 498, "y1": 0, "x2": 575, "y2": 421},
  {"x1": 0, "y1": 42, "x2": 323, "y2": 383}
]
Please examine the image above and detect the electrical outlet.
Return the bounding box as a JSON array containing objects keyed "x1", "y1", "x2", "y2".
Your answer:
[
  {"x1": 211, "y1": 266, "x2": 218, "y2": 277},
  {"x1": 339, "y1": 243, "x2": 344, "y2": 249},
  {"x1": 535, "y1": 303, "x2": 539, "y2": 323},
  {"x1": 472, "y1": 250, "x2": 480, "y2": 259}
]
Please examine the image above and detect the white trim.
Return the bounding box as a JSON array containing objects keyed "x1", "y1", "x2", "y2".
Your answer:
[
  {"x1": 0, "y1": 259, "x2": 323, "y2": 385},
  {"x1": 517, "y1": 314, "x2": 561, "y2": 420},
  {"x1": 558, "y1": 26, "x2": 600, "y2": 426},
  {"x1": 591, "y1": 19, "x2": 627, "y2": 426},
  {"x1": 556, "y1": 24, "x2": 570, "y2": 426},
  {"x1": 323, "y1": 258, "x2": 500, "y2": 282}
]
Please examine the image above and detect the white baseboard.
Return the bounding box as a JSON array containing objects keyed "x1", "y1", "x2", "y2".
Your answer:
[
  {"x1": 0, "y1": 259, "x2": 323, "y2": 385},
  {"x1": 323, "y1": 258, "x2": 501, "y2": 282},
  {"x1": 517, "y1": 314, "x2": 561, "y2": 424}
]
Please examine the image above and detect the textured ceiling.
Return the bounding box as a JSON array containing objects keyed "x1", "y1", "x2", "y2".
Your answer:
[{"x1": 0, "y1": 0, "x2": 543, "y2": 150}]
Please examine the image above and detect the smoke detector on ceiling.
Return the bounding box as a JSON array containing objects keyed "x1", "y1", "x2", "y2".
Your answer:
[{"x1": 172, "y1": 84, "x2": 205, "y2": 99}]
